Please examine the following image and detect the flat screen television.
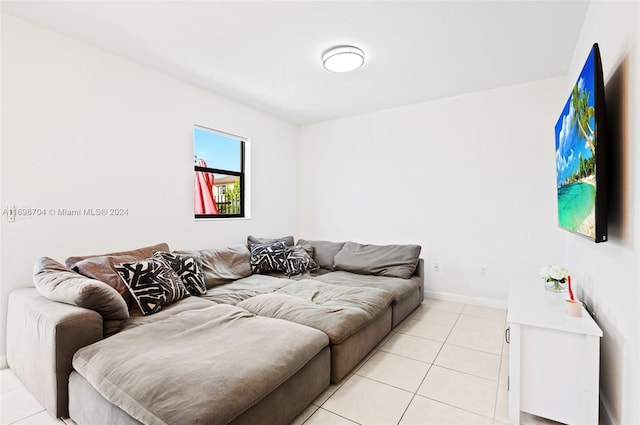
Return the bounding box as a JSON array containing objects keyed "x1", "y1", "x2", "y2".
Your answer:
[{"x1": 554, "y1": 43, "x2": 607, "y2": 243}]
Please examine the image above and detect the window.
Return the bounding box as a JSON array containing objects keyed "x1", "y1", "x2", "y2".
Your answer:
[{"x1": 194, "y1": 125, "x2": 246, "y2": 218}]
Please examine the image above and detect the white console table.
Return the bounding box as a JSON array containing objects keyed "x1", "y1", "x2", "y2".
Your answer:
[{"x1": 507, "y1": 281, "x2": 602, "y2": 424}]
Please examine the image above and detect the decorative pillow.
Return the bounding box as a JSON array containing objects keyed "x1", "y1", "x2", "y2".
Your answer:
[
  {"x1": 66, "y1": 242, "x2": 170, "y2": 305},
  {"x1": 333, "y1": 242, "x2": 422, "y2": 279},
  {"x1": 153, "y1": 252, "x2": 206, "y2": 296},
  {"x1": 115, "y1": 256, "x2": 189, "y2": 316},
  {"x1": 296, "y1": 239, "x2": 346, "y2": 270},
  {"x1": 250, "y1": 241, "x2": 287, "y2": 274},
  {"x1": 284, "y1": 246, "x2": 320, "y2": 277},
  {"x1": 175, "y1": 244, "x2": 252, "y2": 288},
  {"x1": 247, "y1": 235, "x2": 294, "y2": 249},
  {"x1": 33, "y1": 257, "x2": 129, "y2": 321}
]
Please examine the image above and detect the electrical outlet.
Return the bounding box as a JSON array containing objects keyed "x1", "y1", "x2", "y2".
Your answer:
[
  {"x1": 481, "y1": 266, "x2": 487, "y2": 277},
  {"x1": 433, "y1": 263, "x2": 440, "y2": 272}
]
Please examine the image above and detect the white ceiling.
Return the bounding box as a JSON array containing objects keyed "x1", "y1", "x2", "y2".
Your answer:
[{"x1": 1, "y1": 1, "x2": 589, "y2": 125}]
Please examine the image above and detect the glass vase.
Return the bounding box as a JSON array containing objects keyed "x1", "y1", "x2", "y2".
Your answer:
[{"x1": 545, "y1": 279, "x2": 567, "y2": 292}]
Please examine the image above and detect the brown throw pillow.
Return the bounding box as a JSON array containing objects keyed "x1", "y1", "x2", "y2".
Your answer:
[
  {"x1": 33, "y1": 257, "x2": 129, "y2": 321},
  {"x1": 65, "y1": 242, "x2": 170, "y2": 305}
]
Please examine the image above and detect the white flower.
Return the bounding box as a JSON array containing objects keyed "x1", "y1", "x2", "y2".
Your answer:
[
  {"x1": 549, "y1": 265, "x2": 567, "y2": 281},
  {"x1": 538, "y1": 266, "x2": 550, "y2": 279},
  {"x1": 539, "y1": 265, "x2": 568, "y2": 281}
]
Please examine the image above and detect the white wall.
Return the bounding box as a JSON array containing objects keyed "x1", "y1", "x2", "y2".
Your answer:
[
  {"x1": 3, "y1": 7, "x2": 639, "y2": 421},
  {"x1": 563, "y1": 2, "x2": 640, "y2": 424},
  {"x1": 0, "y1": 14, "x2": 300, "y2": 360},
  {"x1": 299, "y1": 78, "x2": 567, "y2": 307}
]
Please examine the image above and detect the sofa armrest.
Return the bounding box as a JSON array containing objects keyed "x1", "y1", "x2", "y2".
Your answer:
[
  {"x1": 7, "y1": 288, "x2": 103, "y2": 418},
  {"x1": 414, "y1": 259, "x2": 425, "y2": 303}
]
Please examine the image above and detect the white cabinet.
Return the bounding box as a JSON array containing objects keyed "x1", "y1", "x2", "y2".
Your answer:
[{"x1": 507, "y1": 281, "x2": 602, "y2": 424}]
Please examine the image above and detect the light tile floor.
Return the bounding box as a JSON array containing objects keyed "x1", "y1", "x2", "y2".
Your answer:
[
  {"x1": 1, "y1": 299, "x2": 561, "y2": 425},
  {"x1": 291, "y1": 299, "x2": 562, "y2": 425}
]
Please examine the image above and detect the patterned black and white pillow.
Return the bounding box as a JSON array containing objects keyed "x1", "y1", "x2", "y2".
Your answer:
[
  {"x1": 284, "y1": 245, "x2": 320, "y2": 277},
  {"x1": 115, "y1": 256, "x2": 189, "y2": 315},
  {"x1": 250, "y1": 241, "x2": 287, "y2": 274},
  {"x1": 153, "y1": 252, "x2": 206, "y2": 296}
]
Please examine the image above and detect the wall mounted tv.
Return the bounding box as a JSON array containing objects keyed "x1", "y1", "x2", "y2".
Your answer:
[{"x1": 554, "y1": 43, "x2": 607, "y2": 243}]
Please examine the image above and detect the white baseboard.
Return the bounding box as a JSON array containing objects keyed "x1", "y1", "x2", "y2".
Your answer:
[
  {"x1": 424, "y1": 290, "x2": 507, "y2": 310},
  {"x1": 0, "y1": 355, "x2": 7, "y2": 370}
]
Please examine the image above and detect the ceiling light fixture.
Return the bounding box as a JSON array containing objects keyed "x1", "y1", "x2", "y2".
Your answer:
[{"x1": 322, "y1": 45, "x2": 365, "y2": 73}]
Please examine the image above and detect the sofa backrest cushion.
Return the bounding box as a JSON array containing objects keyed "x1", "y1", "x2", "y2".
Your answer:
[
  {"x1": 333, "y1": 242, "x2": 421, "y2": 279},
  {"x1": 176, "y1": 244, "x2": 252, "y2": 288},
  {"x1": 65, "y1": 242, "x2": 170, "y2": 266},
  {"x1": 296, "y1": 240, "x2": 345, "y2": 270},
  {"x1": 33, "y1": 257, "x2": 129, "y2": 321},
  {"x1": 247, "y1": 235, "x2": 294, "y2": 248},
  {"x1": 65, "y1": 242, "x2": 170, "y2": 305}
]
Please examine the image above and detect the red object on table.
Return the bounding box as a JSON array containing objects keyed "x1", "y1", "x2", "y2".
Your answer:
[{"x1": 568, "y1": 275, "x2": 575, "y2": 301}]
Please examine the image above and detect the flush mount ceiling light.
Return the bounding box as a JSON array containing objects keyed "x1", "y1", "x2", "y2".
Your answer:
[{"x1": 322, "y1": 45, "x2": 365, "y2": 73}]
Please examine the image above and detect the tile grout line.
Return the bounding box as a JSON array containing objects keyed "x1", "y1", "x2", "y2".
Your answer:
[
  {"x1": 6, "y1": 407, "x2": 47, "y2": 425},
  {"x1": 395, "y1": 305, "x2": 464, "y2": 424},
  {"x1": 373, "y1": 346, "x2": 436, "y2": 365},
  {"x1": 397, "y1": 304, "x2": 507, "y2": 424},
  {"x1": 301, "y1": 406, "x2": 361, "y2": 425},
  {"x1": 300, "y1": 301, "x2": 509, "y2": 425},
  {"x1": 422, "y1": 304, "x2": 507, "y2": 422},
  {"x1": 444, "y1": 343, "x2": 503, "y2": 357}
]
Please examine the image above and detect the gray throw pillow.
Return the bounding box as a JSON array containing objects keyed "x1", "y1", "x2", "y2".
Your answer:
[
  {"x1": 176, "y1": 244, "x2": 252, "y2": 288},
  {"x1": 333, "y1": 242, "x2": 421, "y2": 279},
  {"x1": 33, "y1": 257, "x2": 129, "y2": 321},
  {"x1": 296, "y1": 239, "x2": 346, "y2": 270}
]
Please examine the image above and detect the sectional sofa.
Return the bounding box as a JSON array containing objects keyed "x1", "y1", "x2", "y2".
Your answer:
[{"x1": 6, "y1": 237, "x2": 424, "y2": 425}]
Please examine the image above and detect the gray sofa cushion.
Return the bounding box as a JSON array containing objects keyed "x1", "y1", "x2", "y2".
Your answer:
[
  {"x1": 176, "y1": 244, "x2": 252, "y2": 288},
  {"x1": 121, "y1": 296, "x2": 215, "y2": 332},
  {"x1": 238, "y1": 280, "x2": 393, "y2": 344},
  {"x1": 33, "y1": 257, "x2": 129, "y2": 321},
  {"x1": 201, "y1": 274, "x2": 291, "y2": 305},
  {"x1": 72, "y1": 304, "x2": 329, "y2": 425},
  {"x1": 296, "y1": 240, "x2": 345, "y2": 270},
  {"x1": 315, "y1": 271, "x2": 420, "y2": 303},
  {"x1": 333, "y1": 242, "x2": 421, "y2": 279}
]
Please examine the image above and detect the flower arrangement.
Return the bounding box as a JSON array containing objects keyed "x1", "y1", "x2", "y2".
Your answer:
[{"x1": 539, "y1": 265, "x2": 569, "y2": 292}]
